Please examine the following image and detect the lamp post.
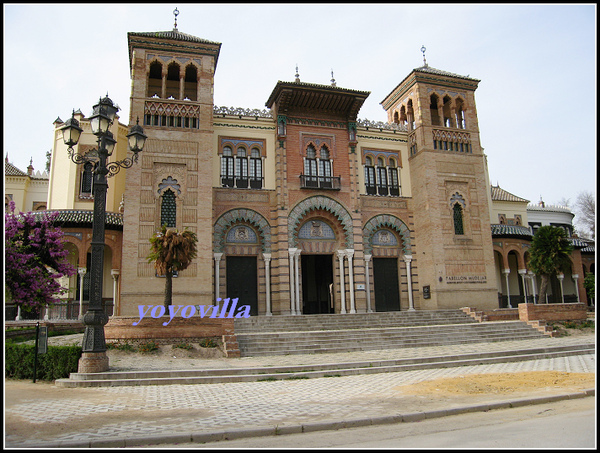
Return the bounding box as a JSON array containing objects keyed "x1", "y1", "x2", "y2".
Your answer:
[{"x1": 60, "y1": 95, "x2": 146, "y2": 372}]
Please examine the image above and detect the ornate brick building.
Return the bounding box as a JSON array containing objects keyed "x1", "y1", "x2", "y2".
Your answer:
[{"x1": 31, "y1": 23, "x2": 592, "y2": 321}]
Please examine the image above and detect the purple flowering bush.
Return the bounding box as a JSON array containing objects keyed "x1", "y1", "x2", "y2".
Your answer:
[{"x1": 5, "y1": 201, "x2": 76, "y2": 313}]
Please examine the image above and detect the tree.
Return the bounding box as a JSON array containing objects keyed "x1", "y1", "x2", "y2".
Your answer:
[
  {"x1": 583, "y1": 272, "x2": 595, "y2": 305},
  {"x1": 527, "y1": 225, "x2": 573, "y2": 304},
  {"x1": 574, "y1": 191, "x2": 595, "y2": 239},
  {"x1": 5, "y1": 201, "x2": 76, "y2": 313},
  {"x1": 148, "y1": 224, "x2": 198, "y2": 308}
]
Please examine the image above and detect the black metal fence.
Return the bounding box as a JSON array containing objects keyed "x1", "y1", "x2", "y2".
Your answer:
[{"x1": 5, "y1": 300, "x2": 114, "y2": 321}]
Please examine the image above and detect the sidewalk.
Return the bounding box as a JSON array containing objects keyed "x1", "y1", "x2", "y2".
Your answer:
[{"x1": 4, "y1": 334, "x2": 596, "y2": 448}]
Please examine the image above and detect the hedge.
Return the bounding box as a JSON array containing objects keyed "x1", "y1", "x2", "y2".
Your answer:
[{"x1": 5, "y1": 343, "x2": 82, "y2": 381}]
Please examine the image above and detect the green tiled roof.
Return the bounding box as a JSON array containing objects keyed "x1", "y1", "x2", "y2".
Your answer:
[
  {"x1": 31, "y1": 210, "x2": 123, "y2": 230},
  {"x1": 491, "y1": 224, "x2": 533, "y2": 238}
]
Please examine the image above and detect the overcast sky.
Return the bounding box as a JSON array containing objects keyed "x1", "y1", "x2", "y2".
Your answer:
[{"x1": 3, "y1": 3, "x2": 596, "y2": 211}]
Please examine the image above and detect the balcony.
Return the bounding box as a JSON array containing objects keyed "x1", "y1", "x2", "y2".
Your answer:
[{"x1": 300, "y1": 175, "x2": 341, "y2": 190}]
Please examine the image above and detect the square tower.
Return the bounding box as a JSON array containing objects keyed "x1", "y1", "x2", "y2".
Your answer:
[
  {"x1": 119, "y1": 28, "x2": 221, "y2": 314},
  {"x1": 381, "y1": 64, "x2": 498, "y2": 309}
]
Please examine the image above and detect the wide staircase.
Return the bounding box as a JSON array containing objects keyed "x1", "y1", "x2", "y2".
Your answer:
[{"x1": 234, "y1": 310, "x2": 547, "y2": 357}]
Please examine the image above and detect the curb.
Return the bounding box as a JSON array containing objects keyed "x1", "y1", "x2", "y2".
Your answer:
[{"x1": 13, "y1": 388, "x2": 595, "y2": 449}]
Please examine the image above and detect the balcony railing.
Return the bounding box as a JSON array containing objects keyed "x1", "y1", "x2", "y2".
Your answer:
[
  {"x1": 220, "y1": 176, "x2": 264, "y2": 189},
  {"x1": 300, "y1": 175, "x2": 341, "y2": 190}
]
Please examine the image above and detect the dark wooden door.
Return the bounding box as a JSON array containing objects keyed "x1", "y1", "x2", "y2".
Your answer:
[
  {"x1": 373, "y1": 257, "x2": 400, "y2": 311},
  {"x1": 226, "y1": 256, "x2": 258, "y2": 316},
  {"x1": 301, "y1": 255, "x2": 334, "y2": 314}
]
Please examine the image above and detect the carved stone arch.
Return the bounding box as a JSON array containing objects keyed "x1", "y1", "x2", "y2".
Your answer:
[
  {"x1": 214, "y1": 208, "x2": 271, "y2": 253},
  {"x1": 288, "y1": 196, "x2": 353, "y2": 248},
  {"x1": 363, "y1": 215, "x2": 411, "y2": 255},
  {"x1": 450, "y1": 191, "x2": 466, "y2": 209}
]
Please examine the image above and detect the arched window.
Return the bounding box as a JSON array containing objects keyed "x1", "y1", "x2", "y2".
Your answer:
[
  {"x1": 455, "y1": 98, "x2": 466, "y2": 129},
  {"x1": 319, "y1": 146, "x2": 332, "y2": 188},
  {"x1": 430, "y1": 94, "x2": 441, "y2": 126},
  {"x1": 221, "y1": 146, "x2": 234, "y2": 187},
  {"x1": 166, "y1": 63, "x2": 180, "y2": 99},
  {"x1": 364, "y1": 156, "x2": 376, "y2": 195},
  {"x1": 443, "y1": 95, "x2": 453, "y2": 128},
  {"x1": 388, "y1": 158, "x2": 400, "y2": 196},
  {"x1": 249, "y1": 148, "x2": 263, "y2": 188},
  {"x1": 407, "y1": 100, "x2": 415, "y2": 131},
  {"x1": 161, "y1": 189, "x2": 177, "y2": 228},
  {"x1": 304, "y1": 144, "x2": 318, "y2": 187},
  {"x1": 453, "y1": 202, "x2": 464, "y2": 235},
  {"x1": 184, "y1": 64, "x2": 198, "y2": 101},
  {"x1": 235, "y1": 147, "x2": 248, "y2": 188},
  {"x1": 147, "y1": 61, "x2": 162, "y2": 98},
  {"x1": 377, "y1": 157, "x2": 388, "y2": 196},
  {"x1": 80, "y1": 161, "x2": 94, "y2": 196}
]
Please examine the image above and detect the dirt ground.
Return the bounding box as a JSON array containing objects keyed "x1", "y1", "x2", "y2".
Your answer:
[{"x1": 398, "y1": 371, "x2": 596, "y2": 396}]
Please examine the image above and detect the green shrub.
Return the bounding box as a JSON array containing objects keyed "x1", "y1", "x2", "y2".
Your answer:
[
  {"x1": 107, "y1": 342, "x2": 136, "y2": 352},
  {"x1": 5, "y1": 343, "x2": 81, "y2": 381},
  {"x1": 138, "y1": 341, "x2": 159, "y2": 353},
  {"x1": 199, "y1": 338, "x2": 218, "y2": 348},
  {"x1": 173, "y1": 342, "x2": 194, "y2": 350}
]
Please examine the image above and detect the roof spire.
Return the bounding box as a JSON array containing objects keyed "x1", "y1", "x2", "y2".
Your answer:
[
  {"x1": 330, "y1": 69, "x2": 336, "y2": 87},
  {"x1": 173, "y1": 7, "x2": 179, "y2": 30},
  {"x1": 421, "y1": 45, "x2": 428, "y2": 67},
  {"x1": 295, "y1": 64, "x2": 300, "y2": 83}
]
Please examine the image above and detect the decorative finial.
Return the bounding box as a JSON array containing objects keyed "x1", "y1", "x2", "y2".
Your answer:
[
  {"x1": 330, "y1": 70, "x2": 336, "y2": 87},
  {"x1": 295, "y1": 64, "x2": 300, "y2": 83},
  {"x1": 421, "y1": 45, "x2": 427, "y2": 67},
  {"x1": 173, "y1": 7, "x2": 179, "y2": 30}
]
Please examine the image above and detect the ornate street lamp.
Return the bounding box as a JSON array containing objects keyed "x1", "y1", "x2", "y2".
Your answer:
[{"x1": 60, "y1": 95, "x2": 146, "y2": 372}]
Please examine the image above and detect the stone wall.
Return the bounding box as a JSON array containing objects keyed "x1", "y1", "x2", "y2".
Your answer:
[
  {"x1": 105, "y1": 316, "x2": 239, "y2": 357},
  {"x1": 517, "y1": 302, "x2": 588, "y2": 322}
]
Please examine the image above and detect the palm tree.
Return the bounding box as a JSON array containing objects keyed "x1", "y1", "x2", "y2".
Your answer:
[
  {"x1": 148, "y1": 225, "x2": 198, "y2": 309},
  {"x1": 527, "y1": 225, "x2": 573, "y2": 304}
]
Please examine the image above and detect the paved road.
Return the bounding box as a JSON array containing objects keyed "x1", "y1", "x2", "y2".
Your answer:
[
  {"x1": 152, "y1": 398, "x2": 596, "y2": 449},
  {"x1": 4, "y1": 335, "x2": 595, "y2": 448}
]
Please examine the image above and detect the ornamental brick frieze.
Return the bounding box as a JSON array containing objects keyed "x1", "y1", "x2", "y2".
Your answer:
[
  {"x1": 363, "y1": 214, "x2": 412, "y2": 255},
  {"x1": 145, "y1": 100, "x2": 201, "y2": 119},
  {"x1": 288, "y1": 196, "x2": 353, "y2": 248},
  {"x1": 213, "y1": 208, "x2": 271, "y2": 253}
]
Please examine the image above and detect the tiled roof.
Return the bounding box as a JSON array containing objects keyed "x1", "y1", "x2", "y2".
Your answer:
[
  {"x1": 491, "y1": 224, "x2": 533, "y2": 238},
  {"x1": 490, "y1": 185, "x2": 529, "y2": 203},
  {"x1": 128, "y1": 30, "x2": 220, "y2": 45},
  {"x1": 30, "y1": 210, "x2": 123, "y2": 230},
  {"x1": 413, "y1": 65, "x2": 480, "y2": 82},
  {"x1": 5, "y1": 161, "x2": 28, "y2": 176}
]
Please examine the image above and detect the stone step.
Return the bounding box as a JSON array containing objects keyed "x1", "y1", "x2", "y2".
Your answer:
[
  {"x1": 234, "y1": 311, "x2": 477, "y2": 333},
  {"x1": 54, "y1": 343, "x2": 595, "y2": 388},
  {"x1": 237, "y1": 334, "x2": 547, "y2": 356}
]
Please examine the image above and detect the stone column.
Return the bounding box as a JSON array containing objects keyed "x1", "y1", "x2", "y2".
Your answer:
[
  {"x1": 557, "y1": 273, "x2": 565, "y2": 303},
  {"x1": 110, "y1": 269, "x2": 120, "y2": 317},
  {"x1": 346, "y1": 249, "x2": 356, "y2": 313},
  {"x1": 214, "y1": 253, "x2": 223, "y2": 310},
  {"x1": 404, "y1": 255, "x2": 415, "y2": 311},
  {"x1": 503, "y1": 269, "x2": 511, "y2": 308},
  {"x1": 15, "y1": 305, "x2": 22, "y2": 321},
  {"x1": 337, "y1": 250, "x2": 347, "y2": 314},
  {"x1": 263, "y1": 253, "x2": 272, "y2": 316},
  {"x1": 288, "y1": 248, "x2": 297, "y2": 315},
  {"x1": 528, "y1": 271, "x2": 538, "y2": 304},
  {"x1": 294, "y1": 249, "x2": 302, "y2": 315},
  {"x1": 78, "y1": 267, "x2": 87, "y2": 320},
  {"x1": 572, "y1": 274, "x2": 580, "y2": 303},
  {"x1": 364, "y1": 254, "x2": 373, "y2": 313},
  {"x1": 518, "y1": 269, "x2": 529, "y2": 303}
]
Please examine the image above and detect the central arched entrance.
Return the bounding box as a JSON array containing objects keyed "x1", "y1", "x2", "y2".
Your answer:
[{"x1": 301, "y1": 254, "x2": 334, "y2": 314}]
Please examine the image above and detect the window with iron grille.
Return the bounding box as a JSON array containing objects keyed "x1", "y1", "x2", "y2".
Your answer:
[
  {"x1": 453, "y1": 203, "x2": 464, "y2": 235},
  {"x1": 161, "y1": 189, "x2": 177, "y2": 228}
]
